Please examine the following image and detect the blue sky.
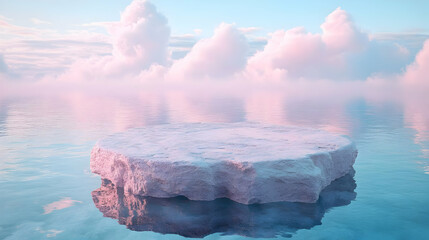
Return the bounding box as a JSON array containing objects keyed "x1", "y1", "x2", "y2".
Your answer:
[{"x1": 1, "y1": 0, "x2": 428, "y2": 36}]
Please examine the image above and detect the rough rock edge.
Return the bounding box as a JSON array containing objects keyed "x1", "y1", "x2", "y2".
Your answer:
[{"x1": 90, "y1": 124, "x2": 357, "y2": 204}]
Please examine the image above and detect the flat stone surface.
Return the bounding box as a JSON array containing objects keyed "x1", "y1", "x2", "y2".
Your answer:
[{"x1": 90, "y1": 123, "x2": 358, "y2": 204}]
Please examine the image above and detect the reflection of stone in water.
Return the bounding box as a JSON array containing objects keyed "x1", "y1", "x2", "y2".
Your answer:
[{"x1": 92, "y1": 170, "x2": 356, "y2": 238}]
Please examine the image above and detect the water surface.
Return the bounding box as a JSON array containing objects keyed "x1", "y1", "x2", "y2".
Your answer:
[{"x1": 0, "y1": 89, "x2": 428, "y2": 239}]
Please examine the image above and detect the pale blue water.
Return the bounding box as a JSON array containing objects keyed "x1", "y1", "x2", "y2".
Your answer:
[{"x1": 0, "y1": 91, "x2": 428, "y2": 240}]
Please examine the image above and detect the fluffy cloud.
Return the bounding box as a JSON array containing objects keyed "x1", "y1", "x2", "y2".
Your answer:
[
  {"x1": 168, "y1": 23, "x2": 248, "y2": 80},
  {"x1": 109, "y1": 0, "x2": 170, "y2": 68},
  {"x1": 402, "y1": 39, "x2": 429, "y2": 87},
  {"x1": 246, "y1": 27, "x2": 324, "y2": 80},
  {"x1": 59, "y1": 0, "x2": 170, "y2": 81},
  {"x1": 2, "y1": 1, "x2": 426, "y2": 84},
  {"x1": 321, "y1": 7, "x2": 368, "y2": 53},
  {"x1": 246, "y1": 7, "x2": 409, "y2": 81}
]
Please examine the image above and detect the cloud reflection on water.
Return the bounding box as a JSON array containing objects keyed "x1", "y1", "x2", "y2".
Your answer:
[{"x1": 43, "y1": 197, "x2": 82, "y2": 214}]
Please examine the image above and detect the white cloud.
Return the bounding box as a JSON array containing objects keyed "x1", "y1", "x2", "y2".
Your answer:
[{"x1": 30, "y1": 18, "x2": 51, "y2": 25}]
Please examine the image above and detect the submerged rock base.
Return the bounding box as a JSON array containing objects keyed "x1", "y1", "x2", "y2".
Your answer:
[
  {"x1": 90, "y1": 123, "x2": 358, "y2": 204},
  {"x1": 92, "y1": 170, "x2": 357, "y2": 238}
]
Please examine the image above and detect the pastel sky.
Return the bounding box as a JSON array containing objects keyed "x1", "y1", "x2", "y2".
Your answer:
[
  {"x1": 0, "y1": 0, "x2": 428, "y2": 88},
  {"x1": 2, "y1": 0, "x2": 429, "y2": 35}
]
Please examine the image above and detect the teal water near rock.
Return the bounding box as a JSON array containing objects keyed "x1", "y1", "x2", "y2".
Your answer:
[{"x1": 0, "y1": 91, "x2": 428, "y2": 239}]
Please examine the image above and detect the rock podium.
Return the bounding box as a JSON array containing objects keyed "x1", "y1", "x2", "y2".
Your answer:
[{"x1": 90, "y1": 123, "x2": 357, "y2": 204}]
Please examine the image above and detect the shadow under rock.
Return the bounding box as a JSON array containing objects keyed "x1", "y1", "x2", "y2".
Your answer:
[{"x1": 92, "y1": 169, "x2": 357, "y2": 238}]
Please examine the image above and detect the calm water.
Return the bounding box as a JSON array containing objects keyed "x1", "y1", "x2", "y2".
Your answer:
[{"x1": 0, "y1": 88, "x2": 428, "y2": 239}]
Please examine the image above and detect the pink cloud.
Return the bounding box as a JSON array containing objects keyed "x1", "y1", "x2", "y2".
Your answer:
[
  {"x1": 246, "y1": 27, "x2": 325, "y2": 80},
  {"x1": 59, "y1": 0, "x2": 170, "y2": 81},
  {"x1": 0, "y1": 1, "x2": 418, "y2": 84},
  {"x1": 43, "y1": 197, "x2": 82, "y2": 214},
  {"x1": 245, "y1": 7, "x2": 370, "y2": 80},
  {"x1": 109, "y1": 0, "x2": 170, "y2": 67},
  {"x1": 244, "y1": 7, "x2": 411, "y2": 82},
  {"x1": 321, "y1": 7, "x2": 368, "y2": 53},
  {"x1": 168, "y1": 23, "x2": 248, "y2": 80},
  {"x1": 402, "y1": 39, "x2": 429, "y2": 87}
]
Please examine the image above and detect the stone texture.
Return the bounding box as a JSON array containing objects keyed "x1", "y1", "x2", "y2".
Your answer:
[{"x1": 90, "y1": 123, "x2": 357, "y2": 204}]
